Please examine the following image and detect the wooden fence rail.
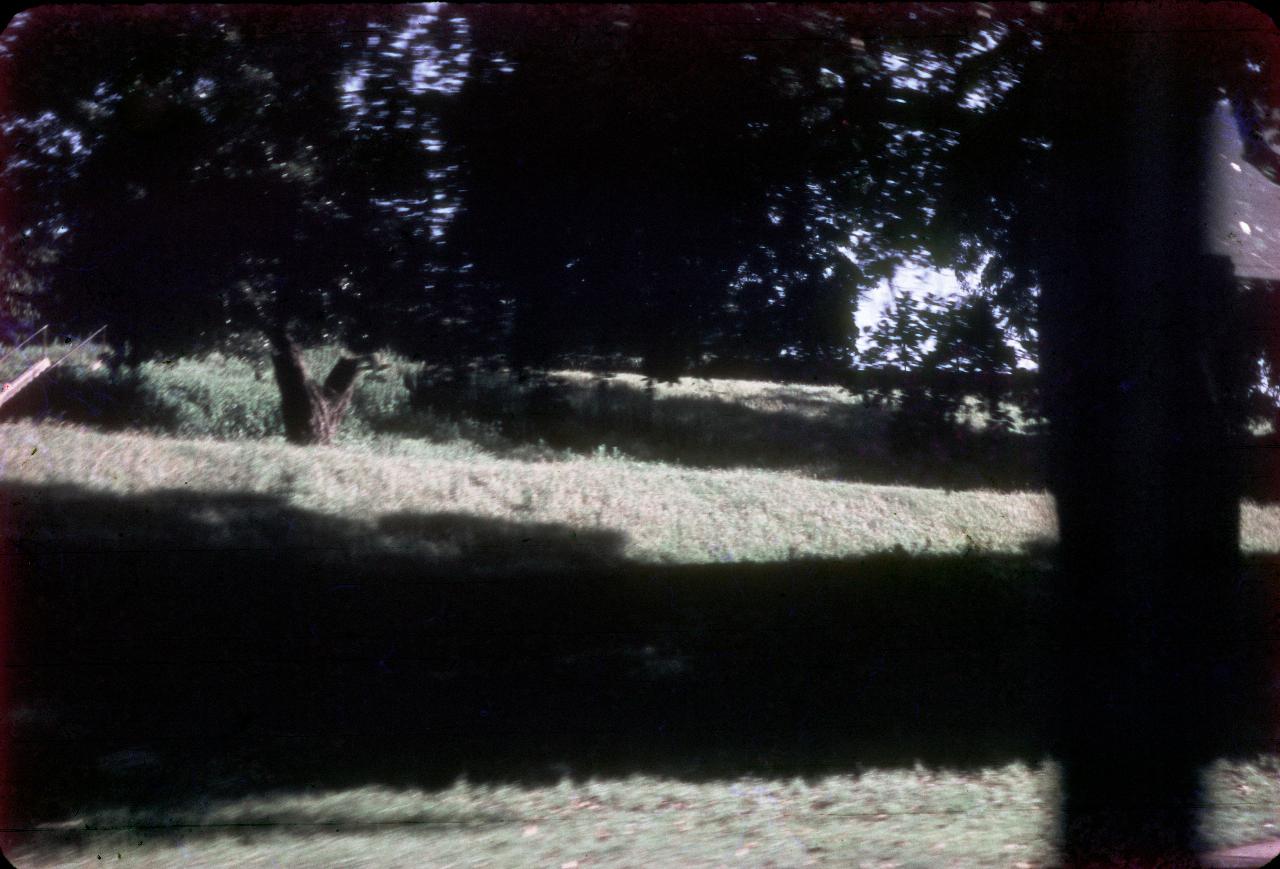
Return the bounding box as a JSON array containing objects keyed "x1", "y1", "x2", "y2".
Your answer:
[
  {"x1": 0, "y1": 357, "x2": 52, "y2": 412},
  {"x1": 0, "y1": 325, "x2": 106, "y2": 412}
]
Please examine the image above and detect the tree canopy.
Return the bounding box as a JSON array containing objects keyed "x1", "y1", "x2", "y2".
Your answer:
[
  {"x1": 0, "y1": 6, "x2": 464, "y2": 360},
  {"x1": 434, "y1": 5, "x2": 1048, "y2": 381},
  {"x1": 4, "y1": 4, "x2": 1279, "y2": 417}
]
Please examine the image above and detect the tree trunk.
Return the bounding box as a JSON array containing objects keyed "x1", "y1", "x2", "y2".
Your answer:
[
  {"x1": 1030, "y1": 22, "x2": 1252, "y2": 865},
  {"x1": 267, "y1": 328, "x2": 368, "y2": 446}
]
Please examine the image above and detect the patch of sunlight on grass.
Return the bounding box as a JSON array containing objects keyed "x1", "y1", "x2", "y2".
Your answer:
[
  {"x1": 0, "y1": 420, "x2": 1060, "y2": 560},
  {"x1": 551, "y1": 369, "x2": 870, "y2": 418},
  {"x1": 6, "y1": 421, "x2": 1280, "y2": 558},
  {"x1": 1243, "y1": 502, "x2": 1280, "y2": 553},
  {"x1": 1200, "y1": 756, "x2": 1280, "y2": 852}
]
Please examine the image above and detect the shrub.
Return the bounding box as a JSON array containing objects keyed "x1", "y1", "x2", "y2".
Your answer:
[
  {"x1": 0, "y1": 346, "x2": 418, "y2": 442},
  {"x1": 886, "y1": 386, "x2": 961, "y2": 457}
]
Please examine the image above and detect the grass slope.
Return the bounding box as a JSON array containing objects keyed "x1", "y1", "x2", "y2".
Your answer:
[
  {"x1": 8, "y1": 419, "x2": 1048, "y2": 563},
  {"x1": 3, "y1": 357, "x2": 1279, "y2": 867},
  {"x1": 4, "y1": 422, "x2": 1280, "y2": 560},
  {"x1": 1, "y1": 345, "x2": 1045, "y2": 490}
]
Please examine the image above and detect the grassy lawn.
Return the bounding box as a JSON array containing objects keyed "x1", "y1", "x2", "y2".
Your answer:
[
  {"x1": 10, "y1": 763, "x2": 1280, "y2": 867},
  {"x1": 0, "y1": 420, "x2": 1062, "y2": 563},
  {"x1": 12, "y1": 768, "x2": 1062, "y2": 868},
  {"x1": 5, "y1": 420, "x2": 1280, "y2": 560},
  {"x1": 2, "y1": 355, "x2": 1279, "y2": 867},
  {"x1": 1, "y1": 345, "x2": 1043, "y2": 490}
]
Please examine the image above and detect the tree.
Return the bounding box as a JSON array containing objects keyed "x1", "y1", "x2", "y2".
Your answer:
[
  {"x1": 0, "y1": 6, "x2": 467, "y2": 443},
  {"x1": 927, "y1": 294, "x2": 1017, "y2": 427},
  {"x1": 444, "y1": 7, "x2": 1280, "y2": 862},
  {"x1": 440, "y1": 6, "x2": 919, "y2": 383},
  {"x1": 923, "y1": 5, "x2": 1273, "y2": 862},
  {"x1": 858, "y1": 288, "x2": 941, "y2": 404}
]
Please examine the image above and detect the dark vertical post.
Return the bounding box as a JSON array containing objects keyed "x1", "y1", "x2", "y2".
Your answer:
[{"x1": 1033, "y1": 18, "x2": 1245, "y2": 866}]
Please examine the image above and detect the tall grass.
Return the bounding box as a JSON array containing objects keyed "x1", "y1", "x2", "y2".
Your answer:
[
  {"x1": 1, "y1": 346, "x2": 1048, "y2": 488},
  {"x1": 10, "y1": 765, "x2": 1064, "y2": 869},
  {"x1": 15, "y1": 759, "x2": 1279, "y2": 868},
  {"x1": 6, "y1": 420, "x2": 1280, "y2": 558},
  {"x1": 0, "y1": 344, "x2": 418, "y2": 442}
]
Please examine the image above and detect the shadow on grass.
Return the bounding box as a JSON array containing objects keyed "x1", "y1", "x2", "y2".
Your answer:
[
  {"x1": 1241, "y1": 435, "x2": 1280, "y2": 502},
  {"x1": 399, "y1": 370, "x2": 1050, "y2": 492},
  {"x1": 2, "y1": 482, "x2": 1273, "y2": 829},
  {"x1": 0, "y1": 366, "x2": 184, "y2": 433},
  {"x1": 399, "y1": 370, "x2": 1280, "y2": 500}
]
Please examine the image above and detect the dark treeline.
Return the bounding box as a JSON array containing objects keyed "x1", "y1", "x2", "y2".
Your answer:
[
  {"x1": 0, "y1": 5, "x2": 1072, "y2": 445},
  {"x1": 3, "y1": 6, "x2": 1278, "y2": 445},
  {"x1": 436, "y1": 6, "x2": 877, "y2": 381}
]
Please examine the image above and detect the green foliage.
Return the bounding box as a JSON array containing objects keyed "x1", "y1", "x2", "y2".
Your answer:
[
  {"x1": 858, "y1": 289, "x2": 945, "y2": 407},
  {"x1": 0, "y1": 346, "x2": 419, "y2": 442},
  {"x1": 1, "y1": 7, "x2": 459, "y2": 361},
  {"x1": 861, "y1": 291, "x2": 1029, "y2": 454},
  {"x1": 139, "y1": 356, "x2": 282, "y2": 440},
  {"x1": 1, "y1": 346, "x2": 1045, "y2": 488},
  {"x1": 0, "y1": 365, "x2": 176, "y2": 432}
]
